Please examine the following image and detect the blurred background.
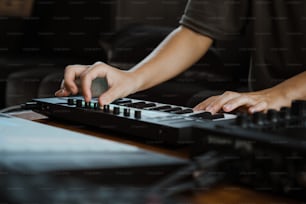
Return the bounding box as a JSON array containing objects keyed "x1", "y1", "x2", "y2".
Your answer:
[{"x1": 0, "y1": 0, "x2": 249, "y2": 109}]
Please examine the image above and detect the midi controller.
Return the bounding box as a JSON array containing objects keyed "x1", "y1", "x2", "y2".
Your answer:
[
  {"x1": 192, "y1": 100, "x2": 306, "y2": 199},
  {"x1": 30, "y1": 96, "x2": 306, "y2": 151},
  {"x1": 31, "y1": 96, "x2": 235, "y2": 145},
  {"x1": 193, "y1": 100, "x2": 306, "y2": 154}
]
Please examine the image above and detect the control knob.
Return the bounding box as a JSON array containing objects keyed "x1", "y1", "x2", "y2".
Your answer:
[
  {"x1": 291, "y1": 100, "x2": 306, "y2": 117},
  {"x1": 235, "y1": 112, "x2": 249, "y2": 127},
  {"x1": 103, "y1": 105, "x2": 110, "y2": 113},
  {"x1": 124, "y1": 108, "x2": 130, "y2": 117},
  {"x1": 266, "y1": 109, "x2": 278, "y2": 123},
  {"x1": 76, "y1": 99, "x2": 83, "y2": 108},
  {"x1": 113, "y1": 107, "x2": 120, "y2": 115},
  {"x1": 252, "y1": 112, "x2": 265, "y2": 126},
  {"x1": 67, "y1": 98, "x2": 75, "y2": 105},
  {"x1": 134, "y1": 110, "x2": 142, "y2": 119}
]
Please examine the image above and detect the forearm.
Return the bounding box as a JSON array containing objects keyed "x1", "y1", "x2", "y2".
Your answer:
[
  {"x1": 130, "y1": 26, "x2": 213, "y2": 92},
  {"x1": 269, "y1": 71, "x2": 306, "y2": 102}
]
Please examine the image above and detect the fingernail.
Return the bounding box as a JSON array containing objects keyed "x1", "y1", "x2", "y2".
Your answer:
[
  {"x1": 55, "y1": 90, "x2": 62, "y2": 96},
  {"x1": 223, "y1": 104, "x2": 232, "y2": 111},
  {"x1": 193, "y1": 107, "x2": 199, "y2": 111},
  {"x1": 249, "y1": 109, "x2": 255, "y2": 113}
]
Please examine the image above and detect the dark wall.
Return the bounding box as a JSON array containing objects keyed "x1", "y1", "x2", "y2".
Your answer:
[
  {"x1": 0, "y1": 0, "x2": 115, "y2": 60},
  {"x1": 0, "y1": 0, "x2": 187, "y2": 58},
  {"x1": 112, "y1": 0, "x2": 187, "y2": 31},
  {"x1": 0, "y1": 0, "x2": 249, "y2": 108},
  {"x1": 0, "y1": 0, "x2": 189, "y2": 108}
]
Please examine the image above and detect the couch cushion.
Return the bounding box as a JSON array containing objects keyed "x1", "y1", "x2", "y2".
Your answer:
[{"x1": 6, "y1": 68, "x2": 61, "y2": 106}]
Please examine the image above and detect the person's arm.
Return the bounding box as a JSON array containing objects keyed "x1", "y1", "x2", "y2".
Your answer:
[
  {"x1": 130, "y1": 26, "x2": 212, "y2": 91},
  {"x1": 55, "y1": 26, "x2": 213, "y2": 105},
  {"x1": 194, "y1": 71, "x2": 306, "y2": 113}
]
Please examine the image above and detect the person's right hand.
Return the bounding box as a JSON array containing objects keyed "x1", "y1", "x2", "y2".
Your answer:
[{"x1": 55, "y1": 61, "x2": 140, "y2": 105}]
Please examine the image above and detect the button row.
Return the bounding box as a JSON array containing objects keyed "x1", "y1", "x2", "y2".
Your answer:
[
  {"x1": 75, "y1": 100, "x2": 99, "y2": 109},
  {"x1": 113, "y1": 99, "x2": 193, "y2": 114},
  {"x1": 68, "y1": 99, "x2": 142, "y2": 119},
  {"x1": 107, "y1": 106, "x2": 141, "y2": 119}
]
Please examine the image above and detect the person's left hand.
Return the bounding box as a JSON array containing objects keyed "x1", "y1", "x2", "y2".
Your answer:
[{"x1": 193, "y1": 89, "x2": 291, "y2": 114}]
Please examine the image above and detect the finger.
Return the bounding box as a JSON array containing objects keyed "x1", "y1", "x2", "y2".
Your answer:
[
  {"x1": 193, "y1": 96, "x2": 218, "y2": 111},
  {"x1": 80, "y1": 62, "x2": 107, "y2": 102},
  {"x1": 55, "y1": 80, "x2": 70, "y2": 96},
  {"x1": 222, "y1": 95, "x2": 255, "y2": 112},
  {"x1": 98, "y1": 87, "x2": 121, "y2": 106},
  {"x1": 205, "y1": 91, "x2": 240, "y2": 113},
  {"x1": 55, "y1": 88, "x2": 71, "y2": 97},
  {"x1": 249, "y1": 101, "x2": 268, "y2": 113},
  {"x1": 64, "y1": 65, "x2": 88, "y2": 94}
]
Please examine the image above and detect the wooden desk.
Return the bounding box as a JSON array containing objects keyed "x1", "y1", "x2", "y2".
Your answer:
[{"x1": 12, "y1": 111, "x2": 299, "y2": 204}]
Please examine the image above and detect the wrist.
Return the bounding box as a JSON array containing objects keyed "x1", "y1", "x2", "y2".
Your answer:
[
  {"x1": 127, "y1": 70, "x2": 145, "y2": 94},
  {"x1": 271, "y1": 83, "x2": 298, "y2": 103},
  {"x1": 270, "y1": 71, "x2": 306, "y2": 102},
  {"x1": 264, "y1": 85, "x2": 293, "y2": 107}
]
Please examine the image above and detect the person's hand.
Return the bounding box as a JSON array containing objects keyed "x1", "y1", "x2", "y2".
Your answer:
[
  {"x1": 194, "y1": 88, "x2": 292, "y2": 114},
  {"x1": 55, "y1": 62, "x2": 140, "y2": 105}
]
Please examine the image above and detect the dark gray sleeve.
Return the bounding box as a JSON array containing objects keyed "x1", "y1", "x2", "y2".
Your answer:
[{"x1": 180, "y1": 0, "x2": 249, "y2": 40}]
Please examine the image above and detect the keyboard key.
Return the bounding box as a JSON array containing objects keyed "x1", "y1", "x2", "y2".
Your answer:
[
  {"x1": 128, "y1": 102, "x2": 147, "y2": 108},
  {"x1": 191, "y1": 112, "x2": 224, "y2": 120},
  {"x1": 162, "y1": 107, "x2": 183, "y2": 113},
  {"x1": 149, "y1": 105, "x2": 172, "y2": 111},
  {"x1": 173, "y1": 109, "x2": 194, "y2": 114},
  {"x1": 142, "y1": 103, "x2": 157, "y2": 108},
  {"x1": 112, "y1": 99, "x2": 132, "y2": 105}
]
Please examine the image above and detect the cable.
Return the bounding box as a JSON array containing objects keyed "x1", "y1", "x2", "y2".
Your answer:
[
  {"x1": 162, "y1": 182, "x2": 195, "y2": 197},
  {"x1": 0, "y1": 101, "x2": 38, "y2": 113},
  {"x1": 149, "y1": 151, "x2": 227, "y2": 199},
  {"x1": 150, "y1": 164, "x2": 196, "y2": 193},
  {"x1": 0, "y1": 105, "x2": 22, "y2": 113}
]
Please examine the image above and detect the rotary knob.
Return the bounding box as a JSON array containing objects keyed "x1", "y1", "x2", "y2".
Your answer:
[
  {"x1": 85, "y1": 102, "x2": 91, "y2": 108},
  {"x1": 235, "y1": 112, "x2": 249, "y2": 127},
  {"x1": 124, "y1": 108, "x2": 130, "y2": 117},
  {"x1": 280, "y1": 107, "x2": 291, "y2": 120},
  {"x1": 67, "y1": 98, "x2": 75, "y2": 105},
  {"x1": 134, "y1": 110, "x2": 142, "y2": 119},
  {"x1": 76, "y1": 99, "x2": 83, "y2": 108},
  {"x1": 113, "y1": 107, "x2": 120, "y2": 115},
  {"x1": 291, "y1": 100, "x2": 306, "y2": 117},
  {"x1": 103, "y1": 105, "x2": 110, "y2": 113},
  {"x1": 266, "y1": 109, "x2": 278, "y2": 123},
  {"x1": 252, "y1": 112, "x2": 265, "y2": 126}
]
